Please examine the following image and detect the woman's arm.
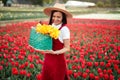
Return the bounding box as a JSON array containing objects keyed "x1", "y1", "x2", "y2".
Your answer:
[{"x1": 54, "y1": 39, "x2": 70, "y2": 54}]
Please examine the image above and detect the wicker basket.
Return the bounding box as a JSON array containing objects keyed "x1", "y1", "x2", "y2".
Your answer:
[{"x1": 29, "y1": 27, "x2": 52, "y2": 50}]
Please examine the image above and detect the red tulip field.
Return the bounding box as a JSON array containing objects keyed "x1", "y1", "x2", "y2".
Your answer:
[{"x1": 0, "y1": 18, "x2": 120, "y2": 80}]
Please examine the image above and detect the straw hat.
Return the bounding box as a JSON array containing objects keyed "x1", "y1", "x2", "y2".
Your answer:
[{"x1": 44, "y1": 3, "x2": 72, "y2": 18}]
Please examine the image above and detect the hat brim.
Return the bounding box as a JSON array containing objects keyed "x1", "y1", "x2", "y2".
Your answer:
[{"x1": 44, "y1": 7, "x2": 72, "y2": 18}]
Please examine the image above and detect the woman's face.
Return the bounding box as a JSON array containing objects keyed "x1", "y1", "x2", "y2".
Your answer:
[{"x1": 52, "y1": 11, "x2": 63, "y2": 25}]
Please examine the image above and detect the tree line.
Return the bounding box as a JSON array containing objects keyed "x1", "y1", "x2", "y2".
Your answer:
[{"x1": 1, "y1": 0, "x2": 120, "y2": 8}]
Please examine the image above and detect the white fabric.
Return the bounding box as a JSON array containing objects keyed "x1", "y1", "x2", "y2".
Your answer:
[{"x1": 52, "y1": 23, "x2": 70, "y2": 43}]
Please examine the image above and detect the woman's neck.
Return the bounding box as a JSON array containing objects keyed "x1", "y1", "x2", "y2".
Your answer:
[{"x1": 53, "y1": 23, "x2": 62, "y2": 26}]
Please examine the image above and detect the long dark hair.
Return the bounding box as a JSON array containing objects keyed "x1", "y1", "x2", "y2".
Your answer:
[{"x1": 49, "y1": 10, "x2": 67, "y2": 26}]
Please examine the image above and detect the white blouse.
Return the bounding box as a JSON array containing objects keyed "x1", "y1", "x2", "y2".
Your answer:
[{"x1": 52, "y1": 23, "x2": 70, "y2": 43}]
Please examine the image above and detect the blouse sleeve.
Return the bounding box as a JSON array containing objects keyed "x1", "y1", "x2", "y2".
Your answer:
[{"x1": 61, "y1": 26, "x2": 70, "y2": 40}]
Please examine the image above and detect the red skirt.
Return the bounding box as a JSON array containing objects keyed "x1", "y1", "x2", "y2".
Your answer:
[{"x1": 41, "y1": 53, "x2": 69, "y2": 80}]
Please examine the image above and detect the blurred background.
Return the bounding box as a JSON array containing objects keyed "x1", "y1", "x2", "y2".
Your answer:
[
  {"x1": 1, "y1": 0, "x2": 120, "y2": 7},
  {"x1": 0, "y1": 0, "x2": 120, "y2": 24}
]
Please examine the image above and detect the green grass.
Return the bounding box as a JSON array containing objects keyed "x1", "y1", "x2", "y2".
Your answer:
[
  {"x1": 109, "y1": 10, "x2": 120, "y2": 13},
  {"x1": 0, "y1": 6, "x2": 47, "y2": 21},
  {"x1": 0, "y1": 11, "x2": 47, "y2": 21},
  {"x1": 0, "y1": 6, "x2": 44, "y2": 11},
  {"x1": 0, "y1": 6, "x2": 119, "y2": 21}
]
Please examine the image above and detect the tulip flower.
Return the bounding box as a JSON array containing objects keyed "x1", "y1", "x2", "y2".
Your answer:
[{"x1": 0, "y1": 19, "x2": 120, "y2": 79}]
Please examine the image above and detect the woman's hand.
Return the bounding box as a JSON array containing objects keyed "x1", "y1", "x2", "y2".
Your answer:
[{"x1": 36, "y1": 49, "x2": 55, "y2": 54}]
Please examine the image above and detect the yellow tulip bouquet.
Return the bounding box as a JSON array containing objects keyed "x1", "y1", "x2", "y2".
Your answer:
[
  {"x1": 29, "y1": 23, "x2": 60, "y2": 50},
  {"x1": 36, "y1": 23, "x2": 60, "y2": 39}
]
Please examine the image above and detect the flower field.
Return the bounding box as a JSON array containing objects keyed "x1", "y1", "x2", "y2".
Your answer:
[{"x1": 0, "y1": 18, "x2": 120, "y2": 80}]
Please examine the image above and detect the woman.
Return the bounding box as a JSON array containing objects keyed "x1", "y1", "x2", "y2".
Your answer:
[{"x1": 41, "y1": 3, "x2": 72, "y2": 80}]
